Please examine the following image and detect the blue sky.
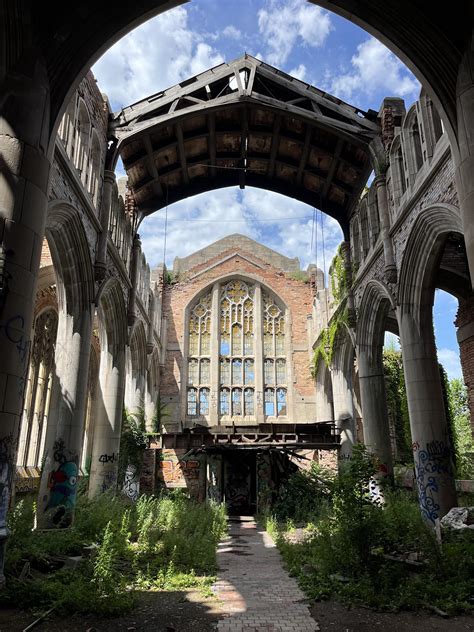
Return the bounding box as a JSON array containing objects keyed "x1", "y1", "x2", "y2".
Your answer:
[{"x1": 92, "y1": 0, "x2": 461, "y2": 379}]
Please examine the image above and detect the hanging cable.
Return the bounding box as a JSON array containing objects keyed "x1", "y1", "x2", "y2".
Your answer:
[{"x1": 310, "y1": 207, "x2": 316, "y2": 262}]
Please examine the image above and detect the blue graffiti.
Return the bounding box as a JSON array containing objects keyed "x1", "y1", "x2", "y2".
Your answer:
[{"x1": 414, "y1": 440, "x2": 453, "y2": 525}]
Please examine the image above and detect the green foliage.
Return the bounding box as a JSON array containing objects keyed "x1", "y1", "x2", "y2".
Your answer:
[
  {"x1": 311, "y1": 308, "x2": 348, "y2": 376},
  {"x1": 2, "y1": 491, "x2": 227, "y2": 618},
  {"x1": 150, "y1": 395, "x2": 169, "y2": 434},
  {"x1": 448, "y1": 378, "x2": 474, "y2": 479},
  {"x1": 119, "y1": 407, "x2": 148, "y2": 484},
  {"x1": 383, "y1": 349, "x2": 412, "y2": 462},
  {"x1": 267, "y1": 447, "x2": 474, "y2": 614},
  {"x1": 287, "y1": 270, "x2": 309, "y2": 283},
  {"x1": 272, "y1": 463, "x2": 335, "y2": 523},
  {"x1": 330, "y1": 245, "x2": 347, "y2": 304}
]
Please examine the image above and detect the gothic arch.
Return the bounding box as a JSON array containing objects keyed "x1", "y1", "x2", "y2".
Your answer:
[
  {"x1": 125, "y1": 319, "x2": 148, "y2": 411},
  {"x1": 398, "y1": 203, "x2": 463, "y2": 327},
  {"x1": 357, "y1": 280, "x2": 396, "y2": 362},
  {"x1": 46, "y1": 200, "x2": 95, "y2": 315}
]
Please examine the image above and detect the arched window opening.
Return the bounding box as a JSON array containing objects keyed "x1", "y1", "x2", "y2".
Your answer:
[
  {"x1": 219, "y1": 280, "x2": 254, "y2": 418},
  {"x1": 73, "y1": 101, "x2": 92, "y2": 185},
  {"x1": 429, "y1": 99, "x2": 444, "y2": 144},
  {"x1": 412, "y1": 119, "x2": 423, "y2": 172},
  {"x1": 88, "y1": 132, "x2": 102, "y2": 207},
  {"x1": 263, "y1": 292, "x2": 287, "y2": 418},
  {"x1": 17, "y1": 309, "x2": 58, "y2": 467},
  {"x1": 187, "y1": 290, "x2": 211, "y2": 418},
  {"x1": 396, "y1": 145, "x2": 406, "y2": 194},
  {"x1": 58, "y1": 97, "x2": 76, "y2": 157}
]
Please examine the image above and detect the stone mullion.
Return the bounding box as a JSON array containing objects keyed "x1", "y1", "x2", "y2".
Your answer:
[
  {"x1": 210, "y1": 282, "x2": 220, "y2": 425},
  {"x1": 254, "y1": 284, "x2": 264, "y2": 423}
]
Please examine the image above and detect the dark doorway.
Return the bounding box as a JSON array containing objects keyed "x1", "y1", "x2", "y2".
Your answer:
[{"x1": 223, "y1": 450, "x2": 257, "y2": 515}]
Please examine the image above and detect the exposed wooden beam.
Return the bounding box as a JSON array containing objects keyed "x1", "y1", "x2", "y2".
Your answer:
[
  {"x1": 268, "y1": 115, "x2": 282, "y2": 178},
  {"x1": 176, "y1": 123, "x2": 190, "y2": 185},
  {"x1": 296, "y1": 125, "x2": 312, "y2": 186},
  {"x1": 322, "y1": 138, "x2": 343, "y2": 199},
  {"x1": 208, "y1": 113, "x2": 216, "y2": 177},
  {"x1": 143, "y1": 135, "x2": 163, "y2": 199},
  {"x1": 240, "y1": 107, "x2": 248, "y2": 189}
]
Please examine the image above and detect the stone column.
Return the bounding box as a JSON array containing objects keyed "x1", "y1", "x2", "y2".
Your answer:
[
  {"x1": 331, "y1": 359, "x2": 355, "y2": 464},
  {"x1": 357, "y1": 344, "x2": 393, "y2": 476},
  {"x1": 127, "y1": 234, "x2": 141, "y2": 326},
  {"x1": 94, "y1": 170, "x2": 115, "y2": 280},
  {"x1": 0, "y1": 58, "x2": 51, "y2": 582},
  {"x1": 36, "y1": 307, "x2": 92, "y2": 528},
  {"x1": 210, "y1": 282, "x2": 220, "y2": 425},
  {"x1": 254, "y1": 283, "x2": 264, "y2": 422},
  {"x1": 88, "y1": 346, "x2": 126, "y2": 496},
  {"x1": 455, "y1": 32, "x2": 474, "y2": 286},
  {"x1": 398, "y1": 310, "x2": 457, "y2": 523},
  {"x1": 374, "y1": 175, "x2": 397, "y2": 282}
]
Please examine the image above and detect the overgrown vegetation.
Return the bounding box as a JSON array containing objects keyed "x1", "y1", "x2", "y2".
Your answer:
[
  {"x1": 311, "y1": 246, "x2": 350, "y2": 376},
  {"x1": 264, "y1": 445, "x2": 474, "y2": 614},
  {"x1": 1, "y1": 491, "x2": 227, "y2": 617},
  {"x1": 383, "y1": 349, "x2": 412, "y2": 463},
  {"x1": 448, "y1": 378, "x2": 474, "y2": 479},
  {"x1": 118, "y1": 408, "x2": 148, "y2": 485}
]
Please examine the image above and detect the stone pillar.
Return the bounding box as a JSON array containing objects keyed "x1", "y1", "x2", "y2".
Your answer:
[
  {"x1": 94, "y1": 170, "x2": 115, "y2": 280},
  {"x1": 331, "y1": 360, "x2": 355, "y2": 464},
  {"x1": 456, "y1": 295, "x2": 474, "y2": 436},
  {"x1": 36, "y1": 307, "x2": 92, "y2": 528},
  {"x1": 398, "y1": 310, "x2": 457, "y2": 523},
  {"x1": 374, "y1": 175, "x2": 397, "y2": 282},
  {"x1": 254, "y1": 283, "x2": 264, "y2": 422},
  {"x1": 127, "y1": 234, "x2": 141, "y2": 326},
  {"x1": 314, "y1": 362, "x2": 333, "y2": 422},
  {"x1": 455, "y1": 32, "x2": 474, "y2": 286},
  {"x1": 210, "y1": 282, "x2": 220, "y2": 425},
  {"x1": 0, "y1": 58, "x2": 51, "y2": 582},
  {"x1": 357, "y1": 345, "x2": 393, "y2": 476},
  {"x1": 88, "y1": 346, "x2": 126, "y2": 496}
]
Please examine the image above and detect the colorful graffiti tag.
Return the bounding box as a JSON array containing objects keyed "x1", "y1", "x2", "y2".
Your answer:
[
  {"x1": 42, "y1": 438, "x2": 79, "y2": 528},
  {"x1": 413, "y1": 439, "x2": 453, "y2": 524}
]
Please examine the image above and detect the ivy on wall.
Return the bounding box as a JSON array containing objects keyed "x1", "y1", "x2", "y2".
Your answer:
[
  {"x1": 382, "y1": 349, "x2": 411, "y2": 463},
  {"x1": 311, "y1": 246, "x2": 349, "y2": 376}
]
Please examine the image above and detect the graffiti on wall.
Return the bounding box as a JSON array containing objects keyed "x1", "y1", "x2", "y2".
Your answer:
[
  {"x1": 0, "y1": 313, "x2": 31, "y2": 398},
  {"x1": 413, "y1": 439, "x2": 453, "y2": 524},
  {"x1": 158, "y1": 450, "x2": 201, "y2": 488},
  {"x1": 43, "y1": 438, "x2": 79, "y2": 528},
  {"x1": 123, "y1": 464, "x2": 140, "y2": 501},
  {"x1": 207, "y1": 456, "x2": 222, "y2": 503}
]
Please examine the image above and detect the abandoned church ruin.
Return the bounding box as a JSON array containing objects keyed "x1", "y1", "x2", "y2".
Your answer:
[{"x1": 1, "y1": 2, "x2": 474, "y2": 589}]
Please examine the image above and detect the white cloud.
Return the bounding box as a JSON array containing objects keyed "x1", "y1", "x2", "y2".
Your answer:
[
  {"x1": 437, "y1": 348, "x2": 462, "y2": 380},
  {"x1": 289, "y1": 63, "x2": 307, "y2": 81},
  {"x1": 258, "y1": 0, "x2": 332, "y2": 66},
  {"x1": 329, "y1": 37, "x2": 419, "y2": 103},
  {"x1": 139, "y1": 187, "x2": 343, "y2": 275},
  {"x1": 222, "y1": 25, "x2": 242, "y2": 40},
  {"x1": 92, "y1": 7, "x2": 224, "y2": 110}
]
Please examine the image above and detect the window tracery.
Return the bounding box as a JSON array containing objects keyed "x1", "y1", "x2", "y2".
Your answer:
[{"x1": 186, "y1": 280, "x2": 288, "y2": 422}]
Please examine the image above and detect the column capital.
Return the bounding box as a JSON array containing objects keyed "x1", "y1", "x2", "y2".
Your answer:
[
  {"x1": 373, "y1": 174, "x2": 387, "y2": 188},
  {"x1": 103, "y1": 169, "x2": 116, "y2": 185}
]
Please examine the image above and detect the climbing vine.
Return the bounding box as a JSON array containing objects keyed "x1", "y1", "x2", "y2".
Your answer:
[
  {"x1": 311, "y1": 246, "x2": 350, "y2": 376},
  {"x1": 382, "y1": 349, "x2": 411, "y2": 463},
  {"x1": 330, "y1": 245, "x2": 347, "y2": 304},
  {"x1": 311, "y1": 308, "x2": 348, "y2": 377},
  {"x1": 118, "y1": 408, "x2": 148, "y2": 485}
]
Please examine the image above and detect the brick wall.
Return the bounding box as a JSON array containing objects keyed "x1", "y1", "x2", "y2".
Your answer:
[{"x1": 161, "y1": 245, "x2": 315, "y2": 425}]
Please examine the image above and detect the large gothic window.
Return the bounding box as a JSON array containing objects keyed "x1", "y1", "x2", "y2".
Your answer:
[
  {"x1": 220, "y1": 280, "x2": 254, "y2": 417},
  {"x1": 186, "y1": 279, "x2": 288, "y2": 422},
  {"x1": 263, "y1": 293, "x2": 287, "y2": 418},
  {"x1": 187, "y1": 290, "x2": 211, "y2": 416}
]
